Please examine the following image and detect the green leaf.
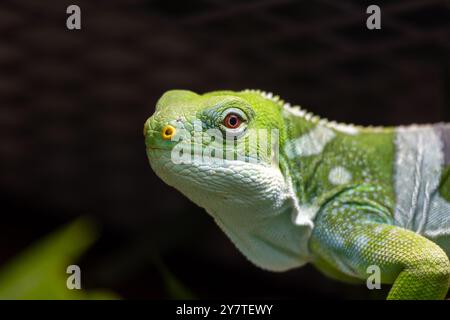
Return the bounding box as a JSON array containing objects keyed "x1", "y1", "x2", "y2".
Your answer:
[
  {"x1": 153, "y1": 255, "x2": 196, "y2": 300},
  {"x1": 0, "y1": 218, "x2": 118, "y2": 300}
]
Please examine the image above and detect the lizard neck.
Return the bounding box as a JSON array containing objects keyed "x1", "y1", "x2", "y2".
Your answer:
[{"x1": 280, "y1": 103, "x2": 396, "y2": 220}]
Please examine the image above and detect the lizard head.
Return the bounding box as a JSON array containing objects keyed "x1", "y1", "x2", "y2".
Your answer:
[{"x1": 144, "y1": 90, "x2": 313, "y2": 271}]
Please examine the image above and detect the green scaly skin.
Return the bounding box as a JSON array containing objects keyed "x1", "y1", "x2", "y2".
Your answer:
[{"x1": 144, "y1": 89, "x2": 450, "y2": 300}]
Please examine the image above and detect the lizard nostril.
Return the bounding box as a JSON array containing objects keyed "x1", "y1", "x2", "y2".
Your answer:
[
  {"x1": 143, "y1": 120, "x2": 150, "y2": 137},
  {"x1": 161, "y1": 125, "x2": 176, "y2": 140}
]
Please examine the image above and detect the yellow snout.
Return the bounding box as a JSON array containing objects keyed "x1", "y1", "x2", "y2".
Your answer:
[{"x1": 161, "y1": 125, "x2": 176, "y2": 140}]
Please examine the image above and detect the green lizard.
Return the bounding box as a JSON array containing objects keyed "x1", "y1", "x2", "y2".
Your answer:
[{"x1": 143, "y1": 89, "x2": 450, "y2": 300}]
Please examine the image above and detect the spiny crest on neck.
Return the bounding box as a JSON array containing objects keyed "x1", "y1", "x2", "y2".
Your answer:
[{"x1": 243, "y1": 88, "x2": 368, "y2": 135}]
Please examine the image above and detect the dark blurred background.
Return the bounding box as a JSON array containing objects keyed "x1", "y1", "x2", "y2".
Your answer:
[{"x1": 1, "y1": 0, "x2": 449, "y2": 299}]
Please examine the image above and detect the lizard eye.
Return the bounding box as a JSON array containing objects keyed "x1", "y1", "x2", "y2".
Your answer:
[
  {"x1": 223, "y1": 113, "x2": 242, "y2": 129},
  {"x1": 218, "y1": 107, "x2": 249, "y2": 137}
]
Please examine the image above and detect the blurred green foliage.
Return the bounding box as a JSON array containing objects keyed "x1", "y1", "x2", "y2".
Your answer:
[
  {"x1": 0, "y1": 218, "x2": 118, "y2": 300},
  {"x1": 152, "y1": 255, "x2": 195, "y2": 299},
  {"x1": 0, "y1": 217, "x2": 195, "y2": 300}
]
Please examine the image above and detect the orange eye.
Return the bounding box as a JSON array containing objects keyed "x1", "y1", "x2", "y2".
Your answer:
[{"x1": 223, "y1": 113, "x2": 242, "y2": 129}]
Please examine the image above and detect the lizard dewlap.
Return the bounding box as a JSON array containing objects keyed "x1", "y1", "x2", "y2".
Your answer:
[{"x1": 144, "y1": 89, "x2": 450, "y2": 300}]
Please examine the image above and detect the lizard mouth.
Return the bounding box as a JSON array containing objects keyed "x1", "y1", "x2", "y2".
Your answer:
[{"x1": 147, "y1": 146, "x2": 169, "y2": 151}]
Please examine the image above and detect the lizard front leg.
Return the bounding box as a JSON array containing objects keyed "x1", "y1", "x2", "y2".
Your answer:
[{"x1": 310, "y1": 197, "x2": 450, "y2": 300}]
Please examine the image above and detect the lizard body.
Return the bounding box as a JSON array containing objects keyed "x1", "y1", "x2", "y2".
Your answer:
[{"x1": 144, "y1": 89, "x2": 450, "y2": 299}]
